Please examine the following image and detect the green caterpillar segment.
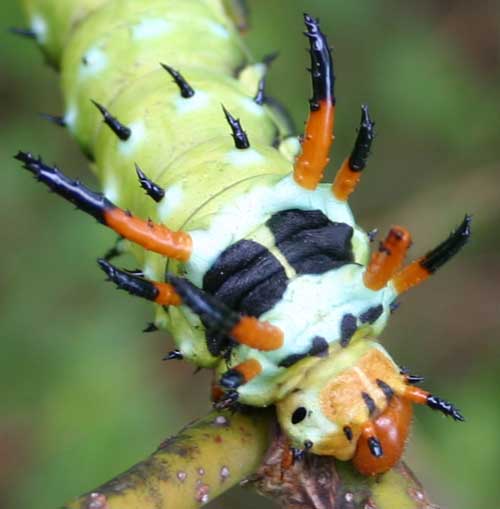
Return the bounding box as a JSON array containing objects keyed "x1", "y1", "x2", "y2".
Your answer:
[{"x1": 17, "y1": 1, "x2": 471, "y2": 478}]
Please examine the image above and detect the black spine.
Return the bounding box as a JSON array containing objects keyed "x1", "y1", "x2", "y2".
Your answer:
[
  {"x1": 167, "y1": 275, "x2": 239, "y2": 334},
  {"x1": 39, "y1": 113, "x2": 67, "y2": 128},
  {"x1": 368, "y1": 437, "x2": 384, "y2": 458},
  {"x1": 143, "y1": 322, "x2": 158, "y2": 333},
  {"x1": 15, "y1": 151, "x2": 113, "y2": 223},
  {"x1": 98, "y1": 259, "x2": 159, "y2": 302},
  {"x1": 163, "y1": 350, "x2": 183, "y2": 361},
  {"x1": 349, "y1": 105, "x2": 375, "y2": 171},
  {"x1": 9, "y1": 27, "x2": 37, "y2": 39},
  {"x1": 161, "y1": 64, "x2": 195, "y2": 98},
  {"x1": 420, "y1": 215, "x2": 472, "y2": 273},
  {"x1": 91, "y1": 100, "x2": 131, "y2": 141},
  {"x1": 254, "y1": 76, "x2": 266, "y2": 105},
  {"x1": 427, "y1": 394, "x2": 464, "y2": 421},
  {"x1": 135, "y1": 164, "x2": 165, "y2": 202},
  {"x1": 303, "y1": 13, "x2": 335, "y2": 110},
  {"x1": 221, "y1": 105, "x2": 250, "y2": 149}
]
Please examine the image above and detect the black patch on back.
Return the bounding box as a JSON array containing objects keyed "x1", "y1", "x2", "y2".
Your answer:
[
  {"x1": 309, "y1": 336, "x2": 329, "y2": 357},
  {"x1": 279, "y1": 352, "x2": 308, "y2": 368},
  {"x1": 203, "y1": 239, "x2": 287, "y2": 317},
  {"x1": 291, "y1": 407, "x2": 307, "y2": 424},
  {"x1": 266, "y1": 209, "x2": 354, "y2": 275},
  {"x1": 340, "y1": 313, "x2": 357, "y2": 347},
  {"x1": 359, "y1": 304, "x2": 383, "y2": 324}
]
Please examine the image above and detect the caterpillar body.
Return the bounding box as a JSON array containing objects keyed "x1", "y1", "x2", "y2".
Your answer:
[{"x1": 16, "y1": 0, "x2": 470, "y2": 476}]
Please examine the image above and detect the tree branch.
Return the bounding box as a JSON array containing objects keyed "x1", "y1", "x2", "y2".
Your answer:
[{"x1": 62, "y1": 408, "x2": 439, "y2": 509}]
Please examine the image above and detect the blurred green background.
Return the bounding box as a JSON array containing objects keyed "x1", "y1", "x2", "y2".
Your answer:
[{"x1": 1, "y1": 1, "x2": 499, "y2": 508}]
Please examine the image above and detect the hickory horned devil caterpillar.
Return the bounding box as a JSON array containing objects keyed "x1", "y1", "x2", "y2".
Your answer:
[{"x1": 15, "y1": 1, "x2": 470, "y2": 477}]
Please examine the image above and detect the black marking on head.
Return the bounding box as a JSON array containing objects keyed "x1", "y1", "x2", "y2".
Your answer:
[
  {"x1": 135, "y1": 163, "x2": 165, "y2": 202},
  {"x1": 359, "y1": 305, "x2": 383, "y2": 325},
  {"x1": 291, "y1": 407, "x2": 307, "y2": 424},
  {"x1": 303, "y1": 14, "x2": 335, "y2": 109},
  {"x1": 9, "y1": 27, "x2": 37, "y2": 39},
  {"x1": 39, "y1": 113, "x2": 66, "y2": 128},
  {"x1": 167, "y1": 275, "x2": 237, "y2": 356},
  {"x1": 15, "y1": 152, "x2": 113, "y2": 223},
  {"x1": 220, "y1": 369, "x2": 245, "y2": 389},
  {"x1": 163, "y1": 350, "x2": 183, "y2": 361},
  {"x1": 309, "y1": 336, "x2": 329, "y2": 357},
  {"x1": 98, "y1": 259, "x2": 159, "y2": 301},
  {"x1": 427, "y1": 394, "x2": 464, "y2": 421},
  {"x1": 254, "y1": 76, "x2": 266, "y2": 105},
  {"x1": 368, "y1": 437, "x2": 384, "y2": 458},
  {"x1": 203, "y1": 240, "x2": 287, "y2": 317},
  {"x1": 304, "y1": 440, "x2": 314, "y2": 450},
  {"x1": 376, "y1": 379, "x2": 394, "y2": 402},
  {"x1": 340, "y1": 314, "x2": 357, "y2": 347},
  {"x1": 348, "y1": 105, "x2": 375, "y2": 171},
  {"x1": 91, "y1": 100, "x2": 131, "y2": 141},
  {"x1": 267, "y1": 209, "x2": 354, "y2": 275},
  {"x1": 143, "y1": 322, "x2": 158, "y2": 333},
  {"x1": 420, "y1": 215, "x2": 472, "y2": 273},
  {"x1": 343, "y1": 426, "x2": 353, "y2": 442},
  {"x1": 221, "y1": 105, "x2": 250, "y2": 149},
  {"x1": 361, "y1": 392, "x2": 376, "y2": 416},
  {"x1": 161, "y1": 63, "x2": 195, "y2": 98}
]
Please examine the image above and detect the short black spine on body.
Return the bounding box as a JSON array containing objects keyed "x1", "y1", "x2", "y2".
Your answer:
[
  {"x1": 164, "y1": 350, "x2": 183, "y2": 361},
  {"x1": 361, "y1": 392, "x2": 377, "y2": 416},
  {"x1": 222, "y1": 105, "x2": 250, "y2": 149},
  {"x1": 254, "y1": 76, "x2": 266, "y2": 105},
  {"x1": 98, "y1": 259, "x2": 160, "y2": 302},
  {"x1": 161, "y1": 64, "x2": 195, "y2": 98},
  {"x1": 420, "y1": 215, "x2": 472, "y2": 273},
  {"x1": 135, "y1": 164, "x2": 165, "y2": 202},
  {"x1": 10, "y1": 27, "x2": 37, "y2": 39},
  {"x1": 303, "y1": 13, "x2": 335, "y2": 110},
  {"x1": 15, "y1": 151, "x2": 113, "y2": 223},
  {"x1": 220, "y1": 370, "x2": 244, "y2": 389},
  {"x1": 349, "y1": 105, "x2": 375, "y2": 171},
  {"x1": 39, "y1": 113, "x2": 67, "y2": 128},
  {"x1": 143, "y1": 322, "x2": 158, "y2": 333},
  {"x1": 91, "y1": 100, "x2": 132, "y2": 141}
]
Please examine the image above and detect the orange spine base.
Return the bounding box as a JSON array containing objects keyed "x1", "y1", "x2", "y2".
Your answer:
[
  {"x1": 294, "y1": 101, "x2": 335, "y2": 190},
  {"x1": 230, "y1": 316, "x2": 284, "y2": 351},
  {"x1": 154, "y1": 283, "x2": 182, "y2": 306},
  {"x1": 332, "y1": 156, "x2": 361, "y2": 201},
  {"x1": 232, "y1": 359, "x2": 263, "y2": 383},
  {"x1": 391, "y1": 259, "x2": 430, "y2": 294},
  {"x1": 363, "y1": 227, "x2": 412, "y2": 290},
  {"x1": 104, "y1": 208, "x2": 192, "y2": 262}
]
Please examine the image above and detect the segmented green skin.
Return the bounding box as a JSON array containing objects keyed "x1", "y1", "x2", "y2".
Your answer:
[{"x1": 21, "y1": 0, "x2": 397, "y2": 407}]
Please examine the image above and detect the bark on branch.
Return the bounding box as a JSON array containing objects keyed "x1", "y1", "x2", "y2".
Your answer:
[{"x1": 62, "y1": 408, "x2": 439, "y2": 509}]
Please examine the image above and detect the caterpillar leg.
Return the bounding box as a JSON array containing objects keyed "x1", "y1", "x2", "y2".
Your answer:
[
  {"x1": 15, "y1": 152, "x2": 192, "y2": 261},
  {"x1": 98, "y1": 259, "x2": 181, "y2": 306},
  {"x1": 167, "y1": 276, "x2": 284, "y2": 351},
  {"x1": 363, "y1": 226, "x2": 412, "y2": 290},
  {"x1": 392, "y1": 215, "x2": 471, "y2": 294},
  {"x1": 219, "y1": 359, "x2": 263, "y2": 389},
  {"x1": 332, "y1": 105, "x2": 375, "y2": 200},
  {"x1": 293, "y1": 14, "x2": 335, "y2": 190}
]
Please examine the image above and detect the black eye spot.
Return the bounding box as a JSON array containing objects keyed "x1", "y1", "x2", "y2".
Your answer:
[{"x1": 291, "y1": 407, "x2": 307, "y2": 424}]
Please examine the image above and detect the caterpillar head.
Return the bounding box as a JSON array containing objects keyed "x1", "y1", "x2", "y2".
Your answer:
[{"x1": 276, "y1": 340, "x2": 464, "y2": 475}]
